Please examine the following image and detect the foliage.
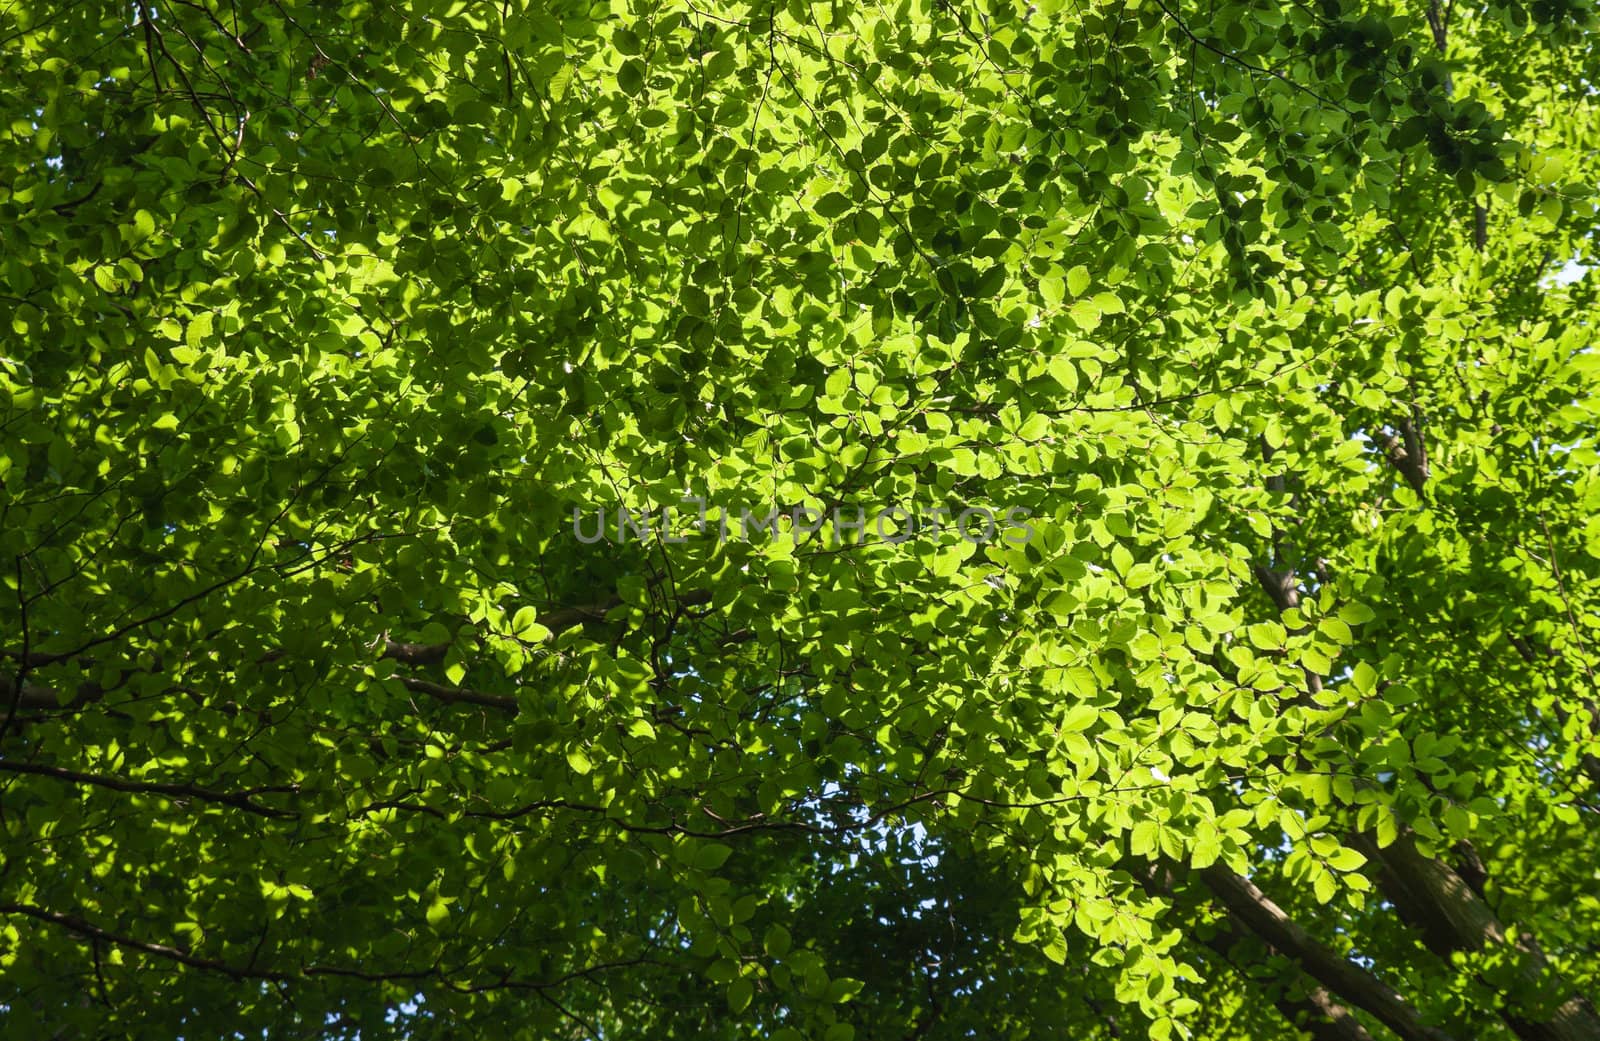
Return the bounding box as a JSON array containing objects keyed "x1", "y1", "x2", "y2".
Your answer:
[{"x1": 2, "y1": 0, "x2": 1599, "y2": 1038}]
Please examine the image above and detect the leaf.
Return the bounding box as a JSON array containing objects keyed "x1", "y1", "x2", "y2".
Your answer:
[
  {"x1": 1060, "y1": 703, "x2": 1098, "y2": 733},
  {"x1": 1318, "y1": 617, "x2": 1352, "y2": 642},
  {"x1": 1339, "y1": 602, "x2": 1377, "y2": 625},
  {"x1": 764, "y1": 924, "x2": 792, "y2": 958},
  {"x1": 1385, "y1": 286, "x2": 1405, "y2": 317},
  {"x1": 1048, "y1": 356, "x2": 1080, "y2": 392},
  {"x1": 694, "y1": 843, "x2": 733, "y2": 871},
  {"x1": 1090, "y1": 291, "x2": 1124, "y2": 314},
  {"x1": 617, "y1": 58, "x2": 646, "y2": 94},
  {"x1": 727, "y1": 977, "x2": 753, "y2": 1013},
  {"x1": 1042, "y1": 935, "x2": 1068, "y2": 965},
  {"x1": 186, "y1": 312, "x2": 213, "y2": 350},
  {"x1": 814, "y1": 192, "x2": 852, "y2": 219},
  {"x1": 511, "y1": 606, "x2": 550, "y2": 641},
  {"x1": 1326, "y1": 848, "x2": 1367, "y2": 872},
  {"x1": 827, "y1": 977, "x2": 864, "y2": 1002}
]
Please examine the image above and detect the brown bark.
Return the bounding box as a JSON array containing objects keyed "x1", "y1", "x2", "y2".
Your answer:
[
  {"x1": 1198, "y1": 865, "x2": 1458, "y2": 1041},
  {"x1": 1136, "y1": 861, "x2": 1383, "y2": 1041},
  {"x1": 1198, "y1": 916, "x2": 1377, "y2": 1041},
  {"x1": 1385, "y1": 410, "x2": 1430, "y2": 498},
  {"x1": 1351, "y1": 832, "x2": 1600, "y2": 1041}
]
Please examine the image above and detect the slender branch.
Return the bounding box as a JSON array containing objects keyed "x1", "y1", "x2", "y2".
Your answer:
[
  {"x1": 0, "y1": 902, "x2": 652, "y2": 996},
  {"x1": 0, "y1": 761, "x2": 299, "y2": 819}
]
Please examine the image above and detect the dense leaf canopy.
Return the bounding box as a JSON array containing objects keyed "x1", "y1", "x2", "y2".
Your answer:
[{"x1": 3, "y1": 0, "x2": 1600, "y2": 1039}]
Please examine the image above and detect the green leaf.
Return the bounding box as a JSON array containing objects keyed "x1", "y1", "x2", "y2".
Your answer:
[
  {"x1": 1326, "y1": 847, "x2": 1367, "y2": 872},
  {"x1": 618, "y1": 58, "x2": 646, "y2": 94},
  {"x1": 1060, "y1": 703, "x2": 1098, "y2": 733},
  {"x1": 1048, "y1": 356, "x2": 1080, "y2": 393},
  {"x1": 727, "y1": 977, "x2": 753, "y2": 1013},
  {"x1": 694, "y1": 843, "x2": 733, "y2": 871},
  {"x1": 814, "y1": 192, "x2": 853, "y2": 219},
  {"x1": 1339, "y1": 602, "x2": 1377, "y2": 625},
  {"x1": 764, "y1": 924, "x2": 793, "y2": 958},
  {"x1": 511, "y1": 606, "x2": 550, "y2": 641}
]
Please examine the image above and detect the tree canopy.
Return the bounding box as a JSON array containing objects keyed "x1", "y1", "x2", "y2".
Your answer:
[{"x1": 3, "y1": 0, "x2": 1600, "y2": 1038}]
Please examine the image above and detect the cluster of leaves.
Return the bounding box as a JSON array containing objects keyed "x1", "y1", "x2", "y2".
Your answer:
[{"x1": 1, "y1": 0, "x2": 1598, "y2": 1039}]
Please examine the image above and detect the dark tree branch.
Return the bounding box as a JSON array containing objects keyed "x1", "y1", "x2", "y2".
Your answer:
[
  {"x1": 1199, "y1": 865, "x2": 1458, "y2": 1041},
  {"x1": 0, "y1": 761, "x2": 299, "y2": 819}
]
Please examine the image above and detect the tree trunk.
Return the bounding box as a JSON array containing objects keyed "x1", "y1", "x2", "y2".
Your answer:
[
  {"x1": 1351, "y1": 832, "x2": 1600, "y2": 1041},
  {"x1": 1198, "y1": 916, "x2": 1377, "y2": 1041},
  {"x1": 1198, "y1": 865, "x2": 1459, "y2": 1041}
]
